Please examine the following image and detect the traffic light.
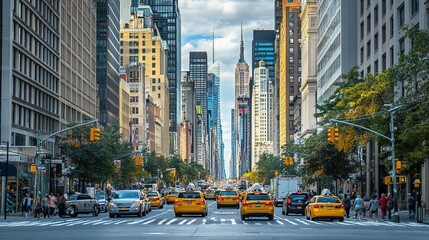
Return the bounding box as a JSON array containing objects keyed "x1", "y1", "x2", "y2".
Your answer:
[
  {"x1": 90, "y1": 128, "x2": 101, "y2": 141},
  {"x1": 395, "y1": 159, "x2": 402, "y2": 170},
  {"x1": 327, "y1": 127, "x2": 339, "y2": 143},
  {"x1": 384, "y1": 176, "x2": 392, "y2": 185},
  {"x1": 135, "y1": 156, "x2": 143, "y2": 166},
  {"x1": 397, "y1": 175, "x2": 407, "y2": 184}
]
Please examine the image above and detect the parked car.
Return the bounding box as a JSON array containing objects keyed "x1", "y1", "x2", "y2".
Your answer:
[
  {"x1": 65, "y1": 194, "x2": 100, "y2": 217},
  {"x1": 108, "y1": 190, "x2": 147, "y2": 218}
]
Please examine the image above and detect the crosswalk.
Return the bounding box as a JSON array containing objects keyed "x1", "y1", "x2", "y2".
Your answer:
[{"x1": 0, "y1": 217, "x2": 427, "y2": 228}]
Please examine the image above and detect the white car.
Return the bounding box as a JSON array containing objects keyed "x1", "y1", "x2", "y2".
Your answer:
[{"x1": 108, "y1": 190, "x2": 147, "y2": 218}]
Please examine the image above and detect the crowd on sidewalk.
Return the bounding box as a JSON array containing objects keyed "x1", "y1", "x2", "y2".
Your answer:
[{"x1": 20, "y1": 192, "x2": 67, "y2": 220}]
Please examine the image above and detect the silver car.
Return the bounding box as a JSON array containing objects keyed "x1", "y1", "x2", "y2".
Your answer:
[{"x1": 108, "y1": 190, "x2": 147, "y2": 218}]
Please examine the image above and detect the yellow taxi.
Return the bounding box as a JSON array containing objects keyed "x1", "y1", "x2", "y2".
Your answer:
[
  {"x1": 166, "y1": 190, "x2": 179, "y2": 205},
  {"x1": 305, "y1": 191, "x2": 344, "y2": 222},
  {"x1": 217, "y1": 190, "x2": 240, "y2": 209},
  {"x1": 174, "y1": 185, "x2": 207, "y2": 217},
  {"x1": 146, "y1": 191, "x2": 164, "y2": 208},
  {"x1": 204, "y1": 189, "x2": 216, "y2": 200},
  {"x1": 240, "y1": 188, "x2": 274, "y2": 220}
]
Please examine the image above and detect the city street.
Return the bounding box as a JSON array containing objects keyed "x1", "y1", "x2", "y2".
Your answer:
[{"x1": 1, "y1": 200, "x2": 428, "y2": 239}]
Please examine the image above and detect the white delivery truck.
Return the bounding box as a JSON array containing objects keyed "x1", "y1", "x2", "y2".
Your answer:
[{"x1": 272, "y1": 176, "x2": 299, "y2": 207}]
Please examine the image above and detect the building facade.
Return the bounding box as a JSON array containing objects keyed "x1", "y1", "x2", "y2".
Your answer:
[
  {"x1": 119, "y1": 78, "x2": 131, "y2": 142},
  {"x1": 300, "y1": 0, "x2": 318, "y2": 139},
  {"x1": 251, "y1": 61, "x2": 273, "y2": 168},
  {"x1": 132, "y1": 0, "x2": 182, "y2": 154},
  {"x1": 279, "y1": 0, "x2": 302, "y2": 148},
  {"x1": 230, "y1": 109, "x2": 237, "y2": 179},
  {"x1": 96, "y1": 0, "x2": 120, "y2": 126},
  {"x1": 189, "y1": 51, "x2": 208, "y2": 168},
  {"x1": 120, "y1": 13, "x2": 170, "y2": 157},
  {"x1": 180, "y1": 71, "x2": 196, "y2": 163}
]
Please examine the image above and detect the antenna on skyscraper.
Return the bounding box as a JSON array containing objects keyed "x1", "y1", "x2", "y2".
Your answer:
[{"x1": 212, "y1": 22, "x2": 215, "y2": 63}]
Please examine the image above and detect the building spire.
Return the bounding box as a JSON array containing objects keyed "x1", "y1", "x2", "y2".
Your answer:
[
  {"x1": 212, "y1": 23, "x2": 215, "y2": 64},
  {"x1": 239, "y1": 20, "x2": 245, "y2": 63}
]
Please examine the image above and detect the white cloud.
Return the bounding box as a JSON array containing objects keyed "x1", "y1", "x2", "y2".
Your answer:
[{"x1": 179, "y1": 0, "x2": 274, "y2": 178}]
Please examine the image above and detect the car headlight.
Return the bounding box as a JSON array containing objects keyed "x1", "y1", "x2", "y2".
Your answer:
[
  {"x1": 131, "y1": 201, "x2": 142, "y2": 207},
  {"x1": 109, "y1": 202, "x2": 117, "y2": 207}
]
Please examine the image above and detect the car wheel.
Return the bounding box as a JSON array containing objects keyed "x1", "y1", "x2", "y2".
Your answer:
[
  {"x1": 142, "y1": 208, "x2": 147, "y2": 216},
  {"x1": 306, "y1": 212, "x2": 310, "y2": 220},
  {"x1": 137, "y1": 208, "x2": 143, "y2": 217},
  {"x1": 268, "y1": 215, "x2": 274, "y2": 221},
  {"x1": 309, "y1": 213, "x2": 315, "y2": 221},
  {"x1": 339, "y1": 217, "x2": 344, "y2": 222},
  {"x1": 236, "y1": 205, "x2": 239, "y2": 209},
  {"x1": 109, "y1": 213, "x2": 115, "y2": 218},
  {"x1": 69, "y1": 206, "x2": 78, "y2": 217},
  {"x1": 285, "y1": 208, "x2": 289, "y2": 216},
  {"x1": 92, "y1": 206, "x2": 99, "y2": 217},
  {"x1": 217, "y1": 205, "x2": 220, "y2": 209},
  {"x1": 175, "y1": 213, "x2": 181, "y2": 217},
  {"x1": 160, "y1": 204, "x2": 163, "y2": 209},
  {"x1": 241, "y1": 214, "x2": 245, "y2": 220}
]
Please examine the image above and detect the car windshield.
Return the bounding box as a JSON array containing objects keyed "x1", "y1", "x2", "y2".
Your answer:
[
  {"x1": 206, "y1": 190, "x2": 214, "y2": 194},
  {"x1": 147, "y1": 192, "x2": 158, "y2": 197},
  {"x1": 68, "y1": 195, "x2": 78, "y2": 201},
  {"x1": 169, "y1": 192, "x2": 178, "y2": 195},
  {"x1": 246, "y1": 193, "x2": 270, "y2": 200},
  {"x1": 289, "y1": 194, "x2": 308, "y2": 200},
  {"x1": 178, "y1": 192, "x2": 201, "y2": 198},
  {"x1": 220, "y1": 191, "x2": 237, "y2": 196},
  {"x1": 96, "y1": 195, "x2": 105, "y2": 200},
  {"x1": 316, "y1": 197, "x2": 341, "y2": 203},
  {"x1": 112, "y1": 191, "x2": 140, "y2": 199}
]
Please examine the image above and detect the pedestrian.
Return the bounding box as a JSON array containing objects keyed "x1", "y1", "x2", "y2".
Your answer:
[
  {"x1": 21, "y1": 193, "x2": 33, "y2": 218},
  {"x1": 343, "y1": 194, "x2": 352, "y2": 218},
  {"x1": 42, "y1": 193, "x2": 50, "y2": 218},
  {"x1": 32, "y1": 196, "x2": 42, "y2": 220},
  {"x1": 408, "y1": 193, "x2": 416, "y2": 220},
  {"x1": 380, "y1": 193, "x2": 387, "y2": 220},
  {"x1": 57, "y1": 193, "x2": 66, "y2": 217},
  {"x1": 387, "y1": 193, "x2": 394, "y2": 219},
  {"x1": 49, "y1": 192, "x2": 57, "y2": 217},
  {"x1": 362, "y1": 196, "x2": 371, "y2": 218},
  {"x1": 368, "y1": 195, "x2": 380, "y2": 221},
  {"x1": 353, "y1": 195, "x2": 364, "y2": 221}
]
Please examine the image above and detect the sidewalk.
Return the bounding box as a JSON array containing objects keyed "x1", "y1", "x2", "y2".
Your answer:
[{"x1": 0, "y1": 211, "x2": 64, "y2": 222}]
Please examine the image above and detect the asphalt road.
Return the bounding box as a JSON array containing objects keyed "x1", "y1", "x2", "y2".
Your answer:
[{"x1": 1, "y1": 200, "x2": 428, "y2": 240}]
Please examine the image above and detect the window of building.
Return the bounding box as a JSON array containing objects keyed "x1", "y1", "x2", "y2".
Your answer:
[
  {"x1": 152, "y1": 86, "x2": 155, "y2": 91},
  {"x1": 390, "y1": 16, "x2": 394, "y2": 37},
  {"x1": 360, "y1": 0, "x2": 364, "y2": 16},
  {"x1": 367, "y1": 65, "x2": 371, "y2": 74},
  {"x1": 289, "y1": 120, "x2": 294, "y2": 130},
  {"x1": 290, "y1": 86, "x2": 294, "y2": 93},
  {"x1": 382, "y1": 53, "x2": 387, "y2": 70},
  {"x1": 360, "y1": 22, "x2": 364, "y2": 40},
  {"x1": 374, "y1": 5, "x2": 378, "y2": 26},
  {"x1": 152, "y1": 40, "x2": 156, "y2": 46},
  {"x1": 411, "y1": 0, "x2": 419, "y2": 15},
  {"x1": 289, "y1": 57, "x2": 294, "y2": 64},
  {"x1": 367, "y1": 40, "x2": 371, "y2": 58},
  {"x1": 382, "y1": 24, "x2": 386, "y2": 43},
  {"x1": 390, "y1": 46, "x2": 394, "y2": 65},
  {"x1": 374, "y1": 60, "x2": 379, "y2": 75},
  {"x1": 289, "y1": 76, "x2": 294, "y2": 82},
  {"x1": 374, "y1": 33, "x2": 379, "y2": 52},
  {"x1": 367, "y1": 14, "x2": 371, "y2": 34},
  {"x1": 129, "y1": 56, "x2": 138, "y2": 64},
  {"x1": 382, "y1": 0, "x2": 386, "y2": 16},
  {"x1": 152, "y1": 48, "x2": 156, "y2": 53},
  {"x1": 152, "y1": 78, "x2": 156, "y2": 83},
  {"x1": 298, "y1": 67, "x2": 302, "y2": 74},
  {"x1": 399, "y1": 37, "x2": 405, "y2": 54},
  {"x1": 152, "y1": 70, "x2": 156, "y2": 75},
  {"x1": 133, "y1": 118, "x2": 138, "y2": 124},
  {"x1": 289, "y1": 67, "x2": 294, "y2": 74},
  {"x1": 129, "y1": 49, "x2": 138, "y2": 54},
  {"x1": 152, "y1": 63, "x2": 156, "y2": 68},
  {"x1": 288, "y1": 12, "x2": 294, "y2": 19},
  {"x1": 129, "y1": 41, "x2": 139, "y2": 46},
  {"x1": 142, "y1": 56, "x2": 146, "y2": 61},
  {"x1": 367, "y1": 0, "x2": 371, "y2": 8},
  {"x1": 360, "y1": 47, "x2": 364, "y2": 64},
  {"x1": 398, "y1": 3, "x2": 405, "y2": 27},
  {"x1": 289, "y1": 48, "x2": 294, "y2": 54}
]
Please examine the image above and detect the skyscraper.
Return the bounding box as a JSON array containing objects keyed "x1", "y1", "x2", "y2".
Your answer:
[
  {"x1": 132, "y1": 0, "x2": 181, "y2": 154},
  {"x1": 97, "y1": 0, "x2": 120, "y2": 126},
  {"x1": 252, "y1": 30, "x2": 276, "y2": 84},
  {"x1": 234, "y1": 25, "x2": 251, "y2": 176},
  {"x1": 231, "y1": 109, "x2": 236, "y2": 179},
  {"x1": 189, "y1": 51, "x2": 208, "y2": 168},
  {"x1": 180, "y1": 71, "x2": 196, "y2": 163},
  {"x1": 251, "y1": 61, "x2": 273, "y2": 168}
]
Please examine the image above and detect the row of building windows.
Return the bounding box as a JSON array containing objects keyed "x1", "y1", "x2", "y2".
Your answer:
[{"x1": 12, "y1": 102, "x2": 58, "y2": 134}]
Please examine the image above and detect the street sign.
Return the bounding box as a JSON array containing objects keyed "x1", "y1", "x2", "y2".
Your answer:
[
  {"x1": 37, "y1": 166, "x2": 46, "y2": 170},
  {"x1": 381, "y1": 146, "x2": 392, "y2": 152}
]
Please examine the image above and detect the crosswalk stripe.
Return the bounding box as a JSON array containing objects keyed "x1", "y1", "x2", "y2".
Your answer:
[
  {"x1": 242, "y1": 221, "x2": 248, "y2": 225},
  {"x1": 62, "y1": 220, "x2": 92, "y2": 226},
  {"x1": 202, "y1": 219, "x2": 206, "y2": 225},
  {"x1": 231, "y1": 219, "x2": 236, "y2": 225},
  {"x1": 186, "y1": 219, "x2": 197, "y2": 225},
  {"x1": 276, "y1": 220, "x2": 284, "y2": 225},
  {"x1": 142, "y1": 219, "x2": 157, "y2": 225},
  {"x1": 165, "y1": 219, "x2": 177, "y2": 225},
  {"x1": 337, "y1": 222, "x2": 352, "y2": 226},
  {"x1": 221, "y1": 219, "x2": 225, "y2": 225},
  {"x1": 82, "y1": 220, "x2": 103, "y2": 225},
  {"x1": 112, "y1": 220, "x2": 130, "y2": 225},
  {"x1": 283, "y1": 219, "x2": 298, "y2": 225},
  {"x1": 305, "y1": 220, "x2": 323, "y2": 225},
  {"x1": 127, "y1": 219, "x2": 147, "y2": 225},
  {"x1": 255, "y1": 223, "x2": 262, "y2": 225},
  {"x1": 178, "y1": 220, "x2": 187, "y2": 225},
  {"x1": 295, "y1": 219, "x2": 310, "y2": 225},
  {"x1": 267, "y1": 222, "x2": 272, "y2": 225},
  {"x1": 157, "y1": 219, "x2": 167, "y2": 225}
]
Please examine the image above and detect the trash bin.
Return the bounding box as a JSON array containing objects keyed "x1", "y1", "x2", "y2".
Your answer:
[{"x1": 416, "y1": 205, "x2": 426, "y2": 223}]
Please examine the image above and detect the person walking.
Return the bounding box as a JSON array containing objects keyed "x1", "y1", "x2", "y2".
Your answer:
[
  {"x1": 368, "y1": 195, "x2": 380, "y2": 221},
  {"x1": 353, "y1": 195, "x2": 364, "y2": 221},
  {"x1": 21, "y1": 193, "x2": 33, "y2": 218},
  {"x1": 32, "y1": 196, "x2": 42, "y2": 220},
  {"x1": 380, "y1": 193, "x2": 388, "y2": 220},
  {"x1": 343, "y1": 194, "x2": 352, "y2": 218},
  {"x1": 57, "y1": 193, "x2": 66, "y2": 217},
  {"x1": 42, "y1": 194, "x2": 50, "y2": 218},
  {"x1": 387, "y1": 193, "x2": 394, "y2": 219},
  {"x1": 48, "y1": 193, "x2": 57, "y2": 217},
  {"x1": 408, "y1": 193, "x2": 416, "y2": 220}
]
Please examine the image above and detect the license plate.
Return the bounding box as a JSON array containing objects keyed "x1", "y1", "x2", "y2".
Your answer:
[
  {"x1": 255, "y1": 204, "x2": 261, "y2": 208},
  {"x1": 187, "y1": 200, "x2": 193, "y2": 204},
  {"x1": 121, "y1": 207, "x2": 127, "y2": 211}
]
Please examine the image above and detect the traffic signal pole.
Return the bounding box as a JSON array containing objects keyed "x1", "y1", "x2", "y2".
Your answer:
[{"x1": 330, "y1": 104, "x2": 401, "y2": 222}]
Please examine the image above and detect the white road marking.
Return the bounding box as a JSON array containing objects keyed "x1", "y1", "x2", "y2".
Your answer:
[
  {"x1": 231, "y1": 219, "x2": 236, "y2": 225},
  {"x1": 276, "y1": 220, "x2": 284, "y2": 225},
  {"x1": 267, "y1": 222, "x2": 272, "y2": 225},
  {"x1": 305, "y1": 220, "x2": 323, "y2": 225},
  {"x1": 284, "y1": 219, "x2": 298, "y2": 225},
  {"x1": 157, "y1": 219, "x2": 168, "y2": 225},
  {"x1": 112, "y1": 220, "x2": 129, "y2": 225},
  {"x1": 127, "y1": 219, "x2": 147, "y2": 225},
  {"x1": 166, "y1": 219, "x2": 178, "y2": 225},
  {"x1": 296, "y1": 219, "x2": 310, "y2": 225},
  {"x1": 221, "y1": 218, "x2": 225, "y2": 225},
  {"x1": 178, "y1": 220, "x2": 187, "y2": 225},
  {"x1": 142, "y1": 219, "x2": 157, "y2": 225},
  {"x1": 186, "y1": 219, "x2": 197, "y2": 225},
  {"x1": 202, "y1": 219, "x2": 206, "y2": 225}
]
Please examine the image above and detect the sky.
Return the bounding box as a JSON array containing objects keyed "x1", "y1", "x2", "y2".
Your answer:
[{"x1": 179, "y1": 0, "x2": 275, "y2": 177}]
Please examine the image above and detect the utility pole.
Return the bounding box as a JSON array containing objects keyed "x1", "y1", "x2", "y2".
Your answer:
[{"x1": 330, "y1": 103, "x2": 401, "y2": 222}]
